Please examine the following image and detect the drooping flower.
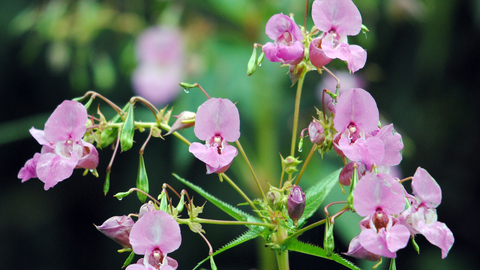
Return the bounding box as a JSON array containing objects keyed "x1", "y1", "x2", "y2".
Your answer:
[
  {"x1": 18, "y1": 100, "x2": 99, "y2": 190},
  {"x1": 189, "y1": 98, "x2": 240, "y2": 174},
  {"x1": 263, "y1": 13, "x2": 305, "y2": 65},
  {"x1": 309, "y1": 0, "x2": 367, "y2": 72},
  {"x1": 95, "y1": 215, "x2": 135, "y2": 248},
  {"x1": 308, "y1": 121, "x2": 325, "y2": 144},
  {"x1": 127, "y1": 210, "x2": 181, "y2": 270},
  {"x1": 350, "y1": 173, "x2": 410, "y2": 258},
  {"x1": 333, "y1": 88, "x2": 384, "y2": 169},
  {"x1": 399, "y1": 167, "x2": 454, "y2": 258},
  {"x1": 132, "y1": 26, "x2": 185, "y2": 106}
]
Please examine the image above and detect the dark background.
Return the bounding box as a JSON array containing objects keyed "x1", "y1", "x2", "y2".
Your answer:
[{"x1": 1, "y1": 0, "x2": 478, "y2": 269}]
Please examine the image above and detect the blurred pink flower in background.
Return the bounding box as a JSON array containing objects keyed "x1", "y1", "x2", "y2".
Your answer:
[{"x1": 132, "y1": 26, "x2": 185, "y2": 106}]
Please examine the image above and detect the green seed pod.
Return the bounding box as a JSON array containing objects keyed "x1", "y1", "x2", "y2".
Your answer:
[
  {"x1": 136, "y1": 155, "x2": 149, "y2": 203},
  {"x1": 247, "y1": 46, "x2": 258, "y2": 76},
  {"x1": 120, "y1": 102, "x2": 135, "y2": 152}
]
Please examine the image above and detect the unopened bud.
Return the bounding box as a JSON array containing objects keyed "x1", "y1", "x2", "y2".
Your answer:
[
  {"x1": 287, "y1": 185, "x2": 306, "y2": 226},
  {"x1": 324, "y1": 218, "x2": 335, "y2": 257},
  {"x1": 165, "y1": 111, "x2": 196, "y2": 136},
  {"x1": 95, "y1": 215, "x2": 134, "y2": 248},
  {"x1": 283, "y1": 156, "x2": 302, "y2": 175},
  {"x1": 266, "y1": 189, "x2": 281, "y2": 210}
]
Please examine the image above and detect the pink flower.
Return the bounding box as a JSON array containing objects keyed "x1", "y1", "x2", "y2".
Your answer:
[
  {"x1": 132, "y1": 26, "x2": 185, "y2": 106},
  {"x1": 127, "y1": 210, "x2": 181, "y2": 270},
  {"x1": 351, "y1": 173, "x2": 410, "y2": 258},
  {"x1": 399, "y1": 167, "x2": 454, "y2": 258},
  {"x1": 263, "y1": 13, "x2": 305, "y2": 65},
  {"x1": 95, "y1": 215, "x2": 135, "y2": 248},
  {"x1": 18, "y1": 100, "x2": 99, "y2": 190},
  {"x1": 189, "y1": 98, "x2": 240, "y2": 174},
  {"x1": 333, "y1": 88, "x2": 384, "y2": 169},
  {"x1": 309, "y1": 0, "x2": 367, "y2": 72}
]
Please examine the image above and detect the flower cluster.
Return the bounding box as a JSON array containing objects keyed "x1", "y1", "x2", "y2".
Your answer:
[
  {"x1": 18, "y1": 100, "x2": 99, "y2": 190},
  {"x1": 96, "y1": 205, "x2": 182, "y2": 270},
  {"x1": 263, "y1": 0, "x2": 367, "y2": 73}
]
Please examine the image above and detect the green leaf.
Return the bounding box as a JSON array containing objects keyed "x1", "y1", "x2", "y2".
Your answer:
[
  {"x1": 298, "y1": 168, "x2": 341, "y2": 226},
  {"x1": 192, "y1": 227, "x2": 263, "y2": 270},
  {"x1": 287, "y1": 239, "x2": 360, "y2": 270},
  {"x1": 172, "y1": 173, "x2": 261, "y2": 224}
]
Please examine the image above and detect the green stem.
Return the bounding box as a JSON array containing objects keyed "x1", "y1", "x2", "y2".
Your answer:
[
  {"x1": 221, "y1": 173, "x2": 259, "y2": 213},
  {"x1": 275, "y1": 250, "x2": 290, "y2": 270},
  {"x1": 235, "y1": 140, "x2": 266, "y2": 201},
  {"x1": 288, "y1": 72, "x2": 306, "y2": 183},
  {"x1": 284, "y1": 218, "x2": 326, "y2": 243},
  {"x1": 193, "y1": 218, "x2": 275, "y2": 229},
  {"x1": 294, "y1": 143, "x2": 317, "y2": 186},
  {"x1": 290, "y1": 73, "x2": 305, "y2": 157}
]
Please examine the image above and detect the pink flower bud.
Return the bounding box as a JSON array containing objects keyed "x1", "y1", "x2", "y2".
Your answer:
[
  {"x1": 287, "y1": 185, "x2": 306, "y2": 225},
  {"x1": 308, "y1": 121, "x2": 325, "y2": 144},
  {"x1": 165, "y1": 111, "x2": 196, "y2": 136},
  {"x1": 95, "y1": 215, "x2": 134, "y2": 248}
]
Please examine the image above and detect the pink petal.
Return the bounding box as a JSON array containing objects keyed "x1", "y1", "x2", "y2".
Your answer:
[
  {"x1": 276, "y1": 41, "x2": 305, "y2": 64},
  {"x1": 412, "y1": 167, "x2": 442, "y2": 208},
  {"x1": 312, "y1": 0, "x2": 362, "y2": 35},
  {"x1": 375, "y1": 124, "x2": 403, "y2": 166},
  {"x1": 189, "y1": 142, "x2": 238, "y2": 174},
  {"x1": 44, "y1": 100, "x2": 88, "y2": 142},
  {"x1": 29, "y1": 128, "x2": 48, "y2": 145},
  {"x1": 75, "y1": 141, "x2": 99, "y2": 170},
  {"x1": 333, "y1": 88, "x2": 379, "y2": 133},
  {"x1": 346, "y1": 44, "x2": 367, "y2": 72},
  {"x1": 265, "y1": 13, "x2": 303, "y2": 42},
  {"x1": 385, "y1": 223, "x2": 410, "y2": 253},
  {"x1": 417, "y1": 221, "x2": 454, "y2": 259},
  {"x1": 359, "y1": 228, "x2": 396, "y2": 258},
  {"x1": 344, "y1": 235, "x2": 382, "y2": 261},
  {"x1": 36, "y1": 152, "x2": 78, "y2": 190},
  {"x1": 129, "y1": 210, "x2": 181, "y2": 255},
  {"x1": 193, "y1": 98, "x2": 240, "y2": 142},
  {"x1": 18, "y1": 153, "x2": 41, "y2": 182},
  {"x1": 354, "y1": 173, "x2": 405, "y2": 216},
  {"x1": 339, "y1": 137, "x2": 385, "y2": 169},
  {"x1": 263, "y1": 42, "x2": 283, "y2": 63},
  {"x1": 308, "y1": 37, "x2": 333, "y2": 68}
]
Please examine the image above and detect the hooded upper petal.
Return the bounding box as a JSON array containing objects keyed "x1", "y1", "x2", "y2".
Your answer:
[
  {"x1": 193, "y1": 98, "x2": 240, "y2": 142},
  {"x1": 333, "y1": 88, "x2": 379, "y2": 133},
  {"x1": 412, "y1": 167, "x2": 442, "y2": 208},
  {"x1": 354, "y1": 173, "x2": 405, "y2": 216},
  {"x1": 129, "y1": 210, "x2": 181, "y2": 256},
  {"x1": 44, "y1": 100, "x2": 88, "y2": 142},
  {"x1": 312, "y1": 0, "x2": 362, "y2": 35}
]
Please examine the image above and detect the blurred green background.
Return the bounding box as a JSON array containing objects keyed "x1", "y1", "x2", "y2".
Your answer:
[{"x1": 1, "y1": 0, "x2": 478, "y2": 269}]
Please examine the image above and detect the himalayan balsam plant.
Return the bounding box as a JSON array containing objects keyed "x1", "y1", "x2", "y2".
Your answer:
[{"x1": 18, "y1": 0, "x2": 454, "y2": 269}]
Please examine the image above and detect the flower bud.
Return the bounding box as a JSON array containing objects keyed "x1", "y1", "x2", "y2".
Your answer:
[
  {"x1": 95, "y1": 215, "x2": 134, "y2": 248},
  {"x1": 165, "y1": 111, "x2": 196, "y2": 136},
  {"x1": 139, "y1": 203, "x2": 156, "y2": 219},
  {"x1": 287, "y1": 185, "x2": 306, "y2": 226},
  {"x1": 324, "y1": 217, "x2": 335, "y2": 257},
  {"x1": 266, "y1": 189, "x2": 281, "y2": 210},
  {"x1": 308, "y1": 121, "x2": 325, "y2": 144},
  {"x1": 282, "y1": 156, "x2": 302, "y2": 175}
]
